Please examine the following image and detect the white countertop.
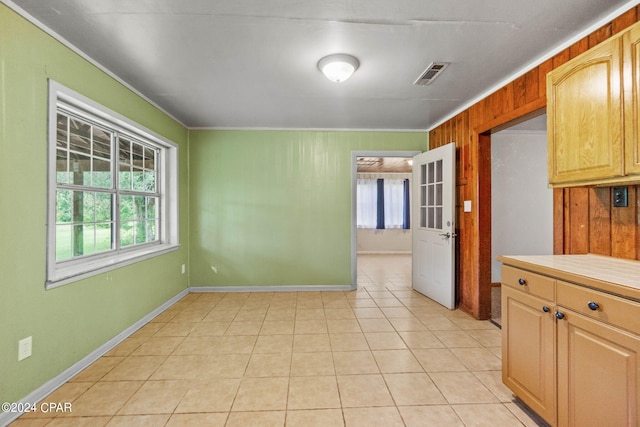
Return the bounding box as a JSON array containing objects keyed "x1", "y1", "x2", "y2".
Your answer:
[{"x1": 497, "y1": 254, "x2": 640, "y2": 299}]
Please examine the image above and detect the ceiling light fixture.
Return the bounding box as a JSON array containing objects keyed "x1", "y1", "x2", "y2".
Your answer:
[{"x1": 318, "y1": 54, "x2": 359, "y2": 83}]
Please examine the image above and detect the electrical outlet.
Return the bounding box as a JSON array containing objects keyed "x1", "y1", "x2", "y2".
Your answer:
[{"x1": 18, "y1": 336, "x2": 32, "y2": 361}]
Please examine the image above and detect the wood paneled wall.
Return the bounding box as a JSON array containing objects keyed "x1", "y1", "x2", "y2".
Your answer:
[{"x1": 430, "y1": 6, "x2": 640, "y2": 320}]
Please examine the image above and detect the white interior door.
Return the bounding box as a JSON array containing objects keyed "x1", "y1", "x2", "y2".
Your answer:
[{"x1": 412, "y1": 142, "x2": 456, "y2": 309}]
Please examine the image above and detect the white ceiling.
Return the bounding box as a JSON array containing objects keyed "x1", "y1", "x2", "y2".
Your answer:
[{"x1": 7, "y1": 0, "x2": 638, "y2": 130}]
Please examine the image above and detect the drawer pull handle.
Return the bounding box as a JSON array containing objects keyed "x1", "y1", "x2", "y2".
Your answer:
[
  {"x1": 518, "y1": 278, "x2": 527, "y2": 286},
  {"x1": 587, "y1": 301, "x2": 599, "y2": 311},
  {"x1": 542, "y1": 306, "x2": 550, "y2": 313},
  {"x1": 555, "y1": 311, "x2": 565, "y2": 320}
]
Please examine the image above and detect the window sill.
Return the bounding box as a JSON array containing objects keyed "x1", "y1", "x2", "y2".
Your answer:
[{"x1": 46, "y1": 243, "x2": 180, "y2": 289}]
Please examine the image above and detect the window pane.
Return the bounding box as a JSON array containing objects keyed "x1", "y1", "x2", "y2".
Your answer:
[
  {"x1": 436, "y1": 159, "x2": 443, "y2": 182},
  {"x1": 135, "y1": 221, "x2": 147, "y2": 244},
  {"x1": 132, "y1": 143, "x2": 144, "y2": 167},
  {"x1": 56, "y1": 149, "x2": 69, "y2": 184},
  {"x1": 69, "y1": 153, "x2": 91, "y2": 185},
  {"x1": 147, "y1": 197, "x2": 157, "y2": 219},
  {"x1": 119, "y1": 165, "x2": 132, "y2": 190},
  {"x1": 95, "y1": 193, "x2": 112, "y2": 222},
  {"x1": 96, "y1": 223, "x2": 112, "y2": 252},
  {"x1": 147, "y1": 220, "x2": 156, "y2": 241},
  {"x1": 120, "y1": 221, "x2": 134, "y2": 247},
  {"x1": 69, "y1": 119, "x2": 92, "y2": 155},
  {"x1": 436, "y1": 183, "x2": 443, "y2": 206},
  {"x1": 56, "y1": 190, "x2": 114, "y2": 260},
  {"x1": 120, "y1": 195, "x2": 134, "y2": 221},
  {"x1": 144, "y1": 147, "x2": 155, "y2": 170},
  {"x1": 56, "y1": 114, "x2": 68, "y2": 149},
  {"x1": 56, "y1": 190, "x2": 72, "y2": 223},
  {"x1": 56, "y1": 224, "x2": 73, "y2": 261},
  {"x1": 119, "y1": 139, "x2": 131, "y2": 164},
  {"x1": 144, "y1": 171, "x2": 156, "y2": 192},
  {"x1": 80, "y1": 224, "x2": 96, "y2": 256},
  {"x1": 82, "y1": 192, "x2": 95, "y2": 222},
  {"x1": 93, "y1": 128, "x2": 111, "y2": 160},
  {"x1": 92, "y1": 158, "x2": 112, "y2": 188},
  {"x1": 132, "y1": 168, "x2": 145, "y2": 191}
]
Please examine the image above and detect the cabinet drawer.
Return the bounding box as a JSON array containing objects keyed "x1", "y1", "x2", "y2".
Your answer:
[
  {"x1": 557, "y1": 280, "x2": 640, "y2": 335},
  {"x1": 502, "y1": 265, "x2": 555, "y2": 301}
]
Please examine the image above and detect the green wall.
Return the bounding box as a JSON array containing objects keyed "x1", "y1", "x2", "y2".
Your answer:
[
  {"x1": 189, "y1": 130, "x2": 427, "y2": 288},
  {"x1": 0, "y1": 5, "x2": 189, "y2": 403}
]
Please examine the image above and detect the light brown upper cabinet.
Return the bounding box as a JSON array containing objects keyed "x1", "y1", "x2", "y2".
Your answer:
[
  {"x1": 625, "y1": 24, "x2": 640, "y2": 177},
  {"x1": 547, "y1": 34, "x2": 623, "y2": 187}
]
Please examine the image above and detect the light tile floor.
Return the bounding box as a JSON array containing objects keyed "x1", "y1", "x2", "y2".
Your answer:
[{"x1": 11, "y1": 254, "x2": 546, "y2": 426}]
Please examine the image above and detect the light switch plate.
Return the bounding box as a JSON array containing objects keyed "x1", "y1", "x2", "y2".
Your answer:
[
  {"x1": 613, "y1": 187, "x2": 628, "y2": 208},
  {"x1": 463, "y1": 200, "x2": 472, "y2": 212}
]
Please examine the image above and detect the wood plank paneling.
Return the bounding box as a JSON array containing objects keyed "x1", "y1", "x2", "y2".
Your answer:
[
  {"x1": 568, "y1": 188, "x2": 590, "y2": 254},
  {"x1": 612, "y1": 186, "x2": 637, "y2": 259},
  {"x1": 589, "y1": 24, "x2": 613, "y2": 47},
  {"x1": 429, "y1": 6, "x2": 640, "y2": 319},
  {"x1": 588, "y1": 187, "x2": 612, "y2": 256},
  {"x1": 553, "y1": 189, "x2": 564, "y2": 254}
]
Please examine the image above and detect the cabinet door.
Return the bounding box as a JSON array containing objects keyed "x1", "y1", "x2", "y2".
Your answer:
[
  {"x1": 557, "y1": 309, "x2": 640, "y2": 427},
  {"x1": 547, "y1": 36, "x2": 624, "y2": 186},
  {"x1": 625, "y1": 25, "x2": 640, "y2": 176},
  {"x1": 502, "y1": 286, "x2": 556, "y2": 425}
]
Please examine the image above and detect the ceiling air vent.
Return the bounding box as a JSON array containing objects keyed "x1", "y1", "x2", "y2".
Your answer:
[{"x1": 413, "y1": 62, "x2": 449, "y2": 86}]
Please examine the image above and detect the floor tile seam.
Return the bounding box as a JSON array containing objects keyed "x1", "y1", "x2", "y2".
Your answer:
[
  {"x1": 468, "y1": 370, "x2": 512, "y2": 404},
  {"x1": 114, "y1": 377, "x2": 194, "y2": 418},
  {"x1": 449, "y1": 402, "x2": 530, "y2": 426},
  {"x1": 60, "y1": 379, "x2": 148, "y2": 419}
]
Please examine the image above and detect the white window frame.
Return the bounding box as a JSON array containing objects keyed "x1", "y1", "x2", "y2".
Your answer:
[{"x1": 46, "y1": 80, "x2": 179, "y2": 289}]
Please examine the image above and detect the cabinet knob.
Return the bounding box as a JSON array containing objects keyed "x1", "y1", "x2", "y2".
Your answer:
[
  {"x1": 518, "y1": 278, "x2": 527, "y2": 286},
  {"x1": 542, "y1": 306, "x2": 550, "y2": 313},
  {"x1": 555, "y1": 311, "x2": 565, "y2": 320},
  {"x1": 587, "y1": 301, "x2": 599, "y2": 311}
]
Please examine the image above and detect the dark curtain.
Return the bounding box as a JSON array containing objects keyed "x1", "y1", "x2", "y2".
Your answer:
[
  {"x1": 376, "y1": 179, "x2": 385, "y2": 229},
  {"x1": 403, "y1": 179, "x2": 410, "y2": 229}
]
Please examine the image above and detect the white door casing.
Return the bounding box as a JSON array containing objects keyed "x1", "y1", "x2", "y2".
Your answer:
[{"x1": 412, "y1": 142, "x2": 456, "y2": 309}]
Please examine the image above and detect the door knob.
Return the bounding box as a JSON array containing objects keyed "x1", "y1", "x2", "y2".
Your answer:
[{"x1": 438, "y1": 232, "x2": 458, "y2": 239}]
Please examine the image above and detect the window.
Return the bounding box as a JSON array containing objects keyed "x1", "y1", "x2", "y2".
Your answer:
[
  {"x1": 356, "y1": 178, "x2": 410, "y2": 229},
  {"x1": 47, "y1": 81, "x2": 179, "y2": 288}
]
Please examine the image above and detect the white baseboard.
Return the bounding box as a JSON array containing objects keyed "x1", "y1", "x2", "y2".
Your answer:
[
  {"x1": 357, "y1": 251, "x2": 411, "y2": 255},
  {"x1": 189, "y1": 285, "x2": 353, "y2": 292},
  {"x1": 0, "y1": 289, "x2": 188, "y2": 427}
]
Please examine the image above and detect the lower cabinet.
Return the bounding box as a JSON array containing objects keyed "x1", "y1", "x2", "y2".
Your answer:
[
  {"x1": 502, "y1": 286, "x2": 556, "y2": 424},
  {"x1": 502, "y1": 265, "x2": 640, "y2": 427},
  {"x1": 556, "y1": 309, "x2": 640, "y2": 426}
]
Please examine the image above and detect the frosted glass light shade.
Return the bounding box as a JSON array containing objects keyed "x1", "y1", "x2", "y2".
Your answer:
[{"x1": 318, "y1": 54, "x2": 359, "y2": 82}]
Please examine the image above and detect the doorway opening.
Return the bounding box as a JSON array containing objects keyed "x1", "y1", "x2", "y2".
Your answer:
[
  {"x1": 488, "y1": 112, "x2": 553, "y2": 326},
  {"x1": 351, "y1": 151, "x2": 420, "y2": 289}
]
